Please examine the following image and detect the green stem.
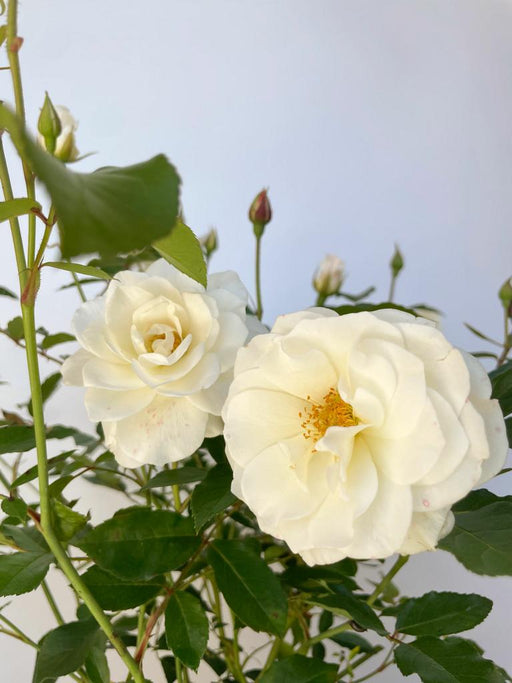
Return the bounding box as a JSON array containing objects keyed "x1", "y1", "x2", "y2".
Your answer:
[
  {"x1": 0, "y1": 133, "x2": 26, "y2": 278},
  {"x1": 497, "y1": 307, "x2": 511, "y2": 367},
  {"x1": 33, "y1": 205, "x2": 57, "y2": 268},
  {"x1": 299, "y1": 621, "x2": 351, "y2": 652},
  {"x1": 6, "y1": 0, "x2": 37, "y2": 267},
  {"x1": 255, "y1": 637, "x2": 281, "y2": 680},
  {"x1": 315, "y1": 293, "x2": 327, "y2": 307},
  {"x1": 0, "y1": 612, "x2": 38, "y2": 648},
  {"x1": 388, "y1": 276, "x2": 396, "y2": 303},
  {"x1": 69, "y1": 267, "x2": 87, "y2": 303},
  {"x1": 255, "y1": 234, "x2": 263, "y2": 320},
  {"x1": 20, "y1": 303, "x2": 144, "y2": 683},
  {"x1": 41, "y1": 579, "x2": 65, "y2": 625},
  {"x1": 367, "y1": 554, "x2": 409, "y2": 607}
]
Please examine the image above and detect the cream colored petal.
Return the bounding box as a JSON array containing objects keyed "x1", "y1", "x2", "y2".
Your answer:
[
  {"x1": 399, "y1": 507, "x2": 454, "y2": 554},
  {"x1": 189, "y1": 371, "x2": 232, "y2": 415},
  {"x1": 61, "y1": 349, "x2": 93, "y2": 386},
  {"x1": 82, "y1": 357, "x2": 144, "y2": 390},
  {"x1": 154, "y1": 354, "x2": 221, "y2": 396},
  {"x1": 205, "y1": 414, "x2": 223, "y2": 438},
  {"x1": 105, "y1": 396, "x2": 208, "y2": 467},
  {"x1": 223, "y1": 388, "x2": 304, "y2": 466},
  {"x1": 473, "y1": 397, "x2": 508, "y2": 483},
  {"x1": 271, "y1": 307, "x2": 338, "y2": 335},
  {"x1": 211, "y1": 312, "x2": 249, "y2": 372},
  {"x1": 72, "y1": 298, "x2": 120, "y2": 362},
  {"x1": 145, "y1": 259, "x2": 204, "y2": 293},
  {"x1": 104, "y1": 283, "x2": 154, "y2": 360},
  {"x1": 207, "y1": 271, "x2": 249, "y2": 316},
  {"x1": 84, "y1": 387, "x2": 155, "y2": 421}
]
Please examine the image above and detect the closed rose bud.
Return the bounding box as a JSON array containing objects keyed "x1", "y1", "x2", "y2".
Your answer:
[
  {"x1": 200, "y1": 227, "x2": 218, "y2": 258},
  {"x1": 498, "y1": 276, "x2": 512, "y2": 310},
  {"x1": 37, "y1": 104, "x2": 79, "y2": 162},
  {"x1": 313, "y1": 254, "x2": 344, "y2": 298},
  {"x1": 249, "y1": 189, "x2": 272, "y2": 236},
  {"x1": 37, "y1": 92, "x2": 61, "y2": 155},
  {"x1": 390, "y1": 244, "x2": 404, "y2": 278}
]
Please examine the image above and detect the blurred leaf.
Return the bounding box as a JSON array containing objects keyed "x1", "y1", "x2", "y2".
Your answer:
[
  {"x1": 307, "y1": 585, "x2": 386, "y2": 635},
  {"x1": 0, "y1": 425, "x2": 36, "y2": 454},
  {"x1": 161, "y1": 656, "x2": 177, "y2": 683},
  {"x1": 490, "y1": 360, "x2": 512, "y2": 417},
  {"x1": 6, "y1": 316, "x2": 24, "y2": 340},
  {"x1": 0, "y1": 197, "x2": 41, "y2": 222},
  {"x1": 77, "y1": 507, "x2": 201, "y2": 581},
  {"x1": 142, "y1": 467, "x2": 207, "y2": 489},
  {"x1": 336, "y1": 286, "x2": 375, "y2": 302},
  {"x1": 0, "y1": 104, "x2": 181, "y2": 258},
  {"x1": 33, "y1": 619, "x2": 100, "y2": 683},
  {"x1": 1, "y1": 525, "x2": 49, "y2": 553},
  {"x1": 153, "y1": 220, "x2": 207, "y2": 288},
  {"x1": 207, "y1": 539, "x2": 287, "y2": 636},
  {"x1": 395, "y1": 591, "x2": 492, "y2": 636},
  {"x1": 0, "y1": 285, "x2": 17, "y2": 299},
  {"x1": 202, "y1": 435, "x2": 228, "y2": 465},
  {"x1": 28, "y1": 372, "x2": 61, "y2": 415},
  {"x1": 1, "y1": 498, "x2": 27, "y2": 521},
  {"x1": 259, "y1": 654, "x2": 338, "y2": 682},
  {"x1": 52, "y1": 500, "x2": 88, "y2": 541},
  {"x1": 190, "y1": 463, "x2": 236, "y2": 531},
  {"x1": 43, "y1": 261, "x2": 111, "y2": 280},
  {"x1": 40, "y1": 333, "x2": 75, "y2": 349},
  {"x1": 165, "y1": 591, "x2": 209, "y2": 669},
  {"x1": 332, "y1": 302, "x2": 417, "y2": 317},
  {"x1": 439, "y1": 489, "x2": 512, "y2": 576},
  {"x1": 329, "y1": 631, "x2": 379, "y2": 654},
  {"x1": 395, "y1": 636, "x2": 510, "y2": 683},
  {"x1": 0, "y1": 550, "x2": 52, "y2": 596},
  {"x1": 464, "y1": 323, "x2": 501, "y2": 346},
  {"x1": 11, "y1": 450, "x2": 75, "y2": 488},
  {"x1": 84, "y1": 631, "x2": 110, "y2": 683},
  {"x1": 81, "y1": 565, "x2": 164, "y2": 610}
]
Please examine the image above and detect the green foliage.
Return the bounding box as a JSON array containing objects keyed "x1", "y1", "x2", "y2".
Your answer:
[
  {"x1": 84, "y1": 631, "x2": 110, "y2": 683},
  {"x1": 0, "y1": 550, "x2": 52, "y2": 596},
  {"x1": 490, "y1": 360, "x2": 512, "y2": 417},
  {"x1": 42, "y1": 261, "x2": 111, "y2": 281},
  {"x1": 142, "y1": 466, "x2": 207, "y2": 489},
  {"x1": 395, "y1": 636, "x2": 510, "y2": 683},
  {"x1": 32, "y1": 619, "x2": 100, "y2": 683},
  {"x1": 0, "y1": 197, "x2": 41, "y2": 222},
  {"x1": 165, "y1": 590, "x2": 209, "y2": 669},
  {"x1": 0, "y1": 104, "x2": 181, "y2": 259},
  {"x1": 0, "y1": 285, "x2": 17, "y2": 298},
  {"x1": 76, "y1": 507, "x2": 201, "y2": 581},
  {"x1": 190, "y1": 463, "x2": 236, "y2": 531},
  {"x1": 259, "y1": 654, "x2": 338, "y2": 682},
  {"x1": 308, "y1": 585, "x2": 386, "y2": 635},
  {"x1": 439, "y1": 489, "x2": 512, "y2": 575},
  {"x1": 39, "y1": 332, "x2": 75, "y2": 349},
  {"x1": 207, "y1": 539, "x2": 288, "y2": 636},
  {"x1": 394, "y1": 591, "x2": 492, "y2": 636},
  {"x1": 81, "y1": 566, "x2": 164, "y2": 610},
  {"x1": 52, "y1": 500, "x2": 88, "y2": 541},
  {"x1": 154, "y1": 219, "x2": 207, "y2": 288}
]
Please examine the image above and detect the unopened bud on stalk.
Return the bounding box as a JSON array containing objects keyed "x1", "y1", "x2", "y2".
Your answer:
[
  {"x1": 499, "y1": 276, "x2": 512, "y2": 312},
  {"x1": 200, "y1": 228, "x2": 218, "y2": 258},
  {"x1": 37, "y1": 101, "x2": 79, "y2": 162},
  {"x1": 313, "y1": 254, "x2": 344, "y2": 298},
  {"x1": 37, "y1": 92, "x2": 61, "y2": 155},
  {"x1": 249, "y1": 189, "x2": 272, "y2": 237},
  {"x1": 390, "y1": 244, "x2": 404, "y2": 278}
]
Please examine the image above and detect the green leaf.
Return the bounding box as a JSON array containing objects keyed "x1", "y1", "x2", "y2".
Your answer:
[
  {"x1": 207, "y1": 539, "x2": 288, "y2": 636},
  {"x1": 394, "y1": 636, "x2": 510, "y2": 683},
  {"x1": 81, "y1": 566, "x2": 164, "y2": 610},
  {"x1": 28, "y1": 372, "x2": 61, "y2": 415},
  {"x1": 0, "y1": 197, "x2": 41, "y2": 222},
  {"x1": 490, "y1": 360, "x2": 512, "y2": 417},
  {"x1": 84, "y1": 631, "x2": 110, "y2": 683},
  {"x1": 331, "y1": 302, "x2": 418, "y2": 317},
  {"x1": 161, "y1": 656, "x2": 177, "y2": 682},
  {"x1": 165, "y1": 591, "x2": 209, "y2": 670},
  {"x1": 0, "y1": 425, "x2": 36, "y2": 454},
  {"x1": 190, "y1": 463, "x2": 236, "y2": 531},
  {"x1": 439, "y1": 489, "x2": 512, "y2": 575},
  {"x1": 329, "y1": 631, "x2": 379, "y2": 654},
  {"x1": 0, "y1": 285, "x2": 17, "y2": 298},
  {"x1": 52, "y1": 500, "x2": 88, "y2": 541},
  {"x1": 395, "y1": 591, "x2": 492, "y2": 636},
  {"x1": 77, "y1": 507, "x2": 201, "y2": 581},
  {"x1": 153, "y1": 220, "x2": 207, "y2": 287},
  {"x1": 33, "y1": 619, "x2": 100, "y2": 683},
  {"x1": 0, "y1": 104, "x2": 181, "y2": 258},
  {"x1": 11, "y1": 450, "x2": 75, "y2": 488},
  {"x1": 0, "y1": 550, "x2": 52, "y2": 595},
  {"x1": 6, "y1": 315, "x2": 24, "y2": 339},
  {"x1": 142, "y1": 467, "x2": 207, "y2": 489},
  {"x1": 1, "y1": 497, "x2": 28, "y2": 521},
  {"x1": 307, "y1": 585, "x2": 386, "y2": 636},
  {"x1": 40, "y1": 332, "x2": 75, "y2": 349},
  {"x1": 259, "y1": 654, "x2": 338, "y2": 682},
  {"x1": 2, "y1": 524, "x2": 49, "y2": 553},
  {"x1": 43, "y1": 261, "x2": 111, "y2": 281},
  {"x1": 506, "y1": 417, "x2": 512, "y2": 448}
]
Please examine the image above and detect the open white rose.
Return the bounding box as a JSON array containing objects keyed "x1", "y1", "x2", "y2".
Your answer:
[
  {"x1": 62, "y1": 259, "x2": 252, "y2": 467},
  {"x1": 222, "y1": 308, "x2": 508, "y2": 565}
]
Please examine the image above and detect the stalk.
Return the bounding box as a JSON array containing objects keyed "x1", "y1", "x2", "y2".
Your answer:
[{"x1": 255, "y1": 234, "x2": 263, "y2": 320}]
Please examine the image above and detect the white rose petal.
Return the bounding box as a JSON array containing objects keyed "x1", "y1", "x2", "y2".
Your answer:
[
  {"x1": 222, "y1": 308, "x2": 509, "y2": 565},
  {"x1": 62, "y1": 259, "x2": 251, "y2": 467}
]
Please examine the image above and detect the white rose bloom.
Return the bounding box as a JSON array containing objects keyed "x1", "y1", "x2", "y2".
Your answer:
[
  {"x1": 37, "y1": 105, "x2": 79, "y2": 162},
  {"x1": 222, "y1": 308, "x2": 508, "y2": 565},
  {"x1": 62, "y1": 259, "x2": 251, "y2": 468}
]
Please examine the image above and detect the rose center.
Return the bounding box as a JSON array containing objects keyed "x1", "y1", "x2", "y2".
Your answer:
[
  {"x1": 300, "y1": 387, "x2": 357, "y2": 441},
  {"x1": 144, "y1": 324, "x2": 182, "y2": 355}
]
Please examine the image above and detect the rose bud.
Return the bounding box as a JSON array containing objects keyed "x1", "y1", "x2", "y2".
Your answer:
[
  {"x1": 200, "y1": 227, "x2": 218, "y2": 259},
  {"x1": 249, "y1": 189, "x2": 272, "y2": 236},
  {"x1": 313, "y1": 254, "x2": 345, "y2": 299},
  {"x1": 37, "y1": 102, "x2": 79, "y2": 162}
]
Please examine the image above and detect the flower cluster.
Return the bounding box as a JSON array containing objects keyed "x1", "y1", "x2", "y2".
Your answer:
[{"x1": 65, "y1": 263, "x2": 508, "y2": 564}]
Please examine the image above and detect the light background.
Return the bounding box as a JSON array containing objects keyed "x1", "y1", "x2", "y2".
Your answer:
[{"x1": 0, "y1": 0, "x2": 511, "y2": 681}]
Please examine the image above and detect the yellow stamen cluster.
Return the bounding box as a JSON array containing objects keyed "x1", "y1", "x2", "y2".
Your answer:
[{"x1": 300, "y1": 388, "x2": 357, "y2": 441}]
